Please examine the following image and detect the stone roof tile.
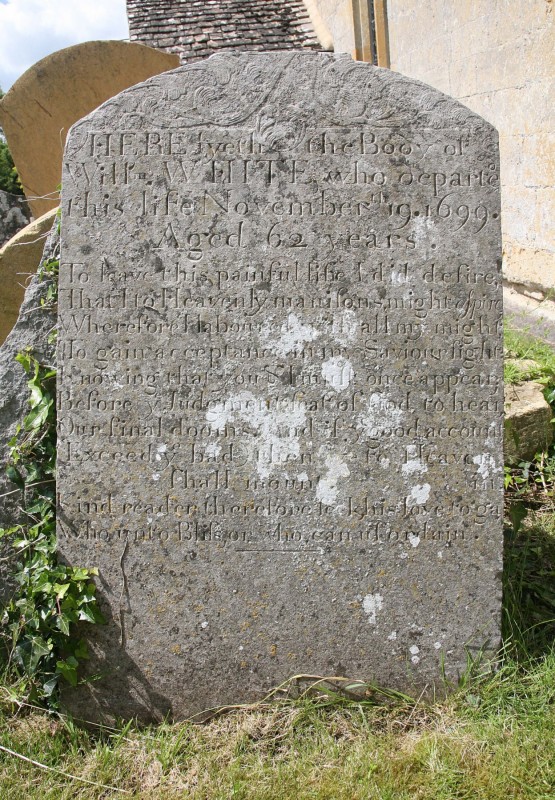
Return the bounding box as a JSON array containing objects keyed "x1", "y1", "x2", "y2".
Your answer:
[{"x1": 126, "y1": 0, "x2": 323, "y2": 62}]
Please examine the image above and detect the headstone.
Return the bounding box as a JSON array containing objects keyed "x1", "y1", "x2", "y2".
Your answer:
[
  {"x1": 0, "y1": 41, "x2": 180, "y2": 218},
  {"x1": 58, "y1": 52, "x2": 504, "y2": 723},
  {"x1": 0, "y1": 208, "x2": 58, "y2": 346}
]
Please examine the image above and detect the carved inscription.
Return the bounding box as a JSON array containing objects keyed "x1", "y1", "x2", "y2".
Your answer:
[
  {"x1": 58, "y1": 53, "x2": 504, "y2": 716},
  {"x1": 59, "y1": 119, "x2": 502, "y2": 549}
]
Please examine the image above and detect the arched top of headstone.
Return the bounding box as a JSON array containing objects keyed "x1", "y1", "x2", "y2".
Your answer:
[{"x1": 67, "y1": 52, "x2": 492, "y2": 154}]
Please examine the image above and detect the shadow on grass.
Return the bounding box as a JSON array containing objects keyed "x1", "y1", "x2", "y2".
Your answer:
[{"x1": 503, "y1": 506, "x2": 555, "y2": 659}]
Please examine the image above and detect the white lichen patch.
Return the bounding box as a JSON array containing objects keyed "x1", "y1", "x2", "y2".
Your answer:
[
  {"x1": 362, "y1": 593, "x2": 383, "y2": 625},
  {"x1": 391, "y1": 268, "x2": 408, "y2": 285},
  {"x1": 402, "y1": 459, "x2": 428, "y2": 476},
  {"x1": 154, "y1": 445, "x2": 167, "y2": 462},
  {"x1": 321, "y1": 356, "x2": 354, "y2": 393},
  {"x1": 357, "y1": 392, "x2": 404, "y2": 437},
  {"x1": 151, "y1": 473, "x2": 160, "y2": 481},
  {"x1": 409, "y1": 644, "x2": 420, "y2": 664},
  {"x1": 205, "y1": 442, "x2": 222, "y2": 458},
  {"x1": 316, "y1": 451, "x2": 350, "y2": 506},
  {"x1": 263, "y1": 313, "x2": 319, "y2": 356},
  {"x1": 408, "y1": 533, "x2": 420, "y2": 548},
  {"x1": 401, "y1": 445, "x2": 428, "y2": 476},
  {"x1": 406, "y1": 484, "x2": 431, "y2": 507},
  {"x1": 387, "y1": 631, "x2": 397, "y2": 641},
  {"x1": 331, "y1": 309, "x2": 358, "y2": 345},
  {"x1": 206, "y1": 391, "x2": 307, "y2": 479},
  {"x1": 205, "y1": 403, "x2": 230, "y2": 434},
  {"x1": 473, "y1": 453, "x2": 498, "y2": 480}
]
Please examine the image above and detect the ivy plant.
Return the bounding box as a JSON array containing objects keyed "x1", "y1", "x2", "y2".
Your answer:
[{"x1": 0, "y1": 252, "x2": 104, "y2": 705}]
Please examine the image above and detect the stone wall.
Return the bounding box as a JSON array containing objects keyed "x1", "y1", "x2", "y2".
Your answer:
[
  {"x1": 303, "y1": 0, "x2": 353, "y2": 53},
  {"x1": 387, "y1": 0, "x2": 554, "y2": 296}
]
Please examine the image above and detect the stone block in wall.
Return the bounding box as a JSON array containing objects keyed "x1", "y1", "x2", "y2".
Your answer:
[{"x1": 504, "y1": 381, "x2": 554, "y2": 464}]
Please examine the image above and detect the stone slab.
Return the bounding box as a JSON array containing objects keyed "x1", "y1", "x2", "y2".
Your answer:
[
  {"x1": 0, "y1": 208, "x2": 58, "y2": 346},
  {"x1": 58, "y1": 52, "x2": 504, "y2": 722},
  {"x1": 504, "y1": 381, "x2": 553, "y2": 463},
  {"x1": 0, "y1": 190, "x2": 31, "y2": 248},
  {"x1": 0, "y1": 41, "x2": 180, "y2": 219}
]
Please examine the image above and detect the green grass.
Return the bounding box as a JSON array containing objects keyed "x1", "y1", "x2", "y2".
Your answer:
[
  {"x1": 0, "y1": 653, "x2": 554, "y2": 798},
  {"x1": 0, "y1": 506, "x2": 553, "y2": 800},
  {"x1": 0, "y1": 324, "x2": 554, "y2": 799},
  {"x1": 504, "y1": 324, "x2": 555, "y2": 393}
]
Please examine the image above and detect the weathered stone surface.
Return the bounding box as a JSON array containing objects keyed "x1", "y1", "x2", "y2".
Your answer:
[
  {"x1": 58, "y1": 52, "x2": 504, "y2": 722},
  {"x1": 0, "y1": 225, "x2": 58, "y2": 606},
  {"x1": 0, "y1": 41, "x2": 180, "y2": 219},
  {"x1": 0, "y1": 208, "x2": 58, "y2": 346},
  {"x1": 504, "y1": 381, "x2": 553, "y2": 463},
  {"x1": 0, "y1": 190, "x2": 31, "y2": 248}
]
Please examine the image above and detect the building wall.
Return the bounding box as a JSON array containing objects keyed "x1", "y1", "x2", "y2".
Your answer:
[
  {"x1": 304, "y1": 0, "x2": 355, "y2": 54},
  {"x1": 387, "y1": 0, "x2": 554, "y2": 294}
]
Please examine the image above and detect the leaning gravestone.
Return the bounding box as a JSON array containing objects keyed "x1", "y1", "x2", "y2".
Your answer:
[
  {"x1": 58, "y1": 52, "x2": 504, "y2": 722},
  {"x1": 0, "y1": 190, "x2": 30, "y2": 247}
]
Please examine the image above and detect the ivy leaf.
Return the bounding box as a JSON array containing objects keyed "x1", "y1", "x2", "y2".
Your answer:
[
  {"x1": 55, "y1": 615, "x2": 70, "y2": 636},
  {"x1": 78, "y1": 606, "x2": 100, "y2": 623},
  {"x1": 6, "y1": 465, "x2": 24, "y2": 489},
  {"x1": 15, "y1": 635, "x2": 53, "y2": 674},
  {"x1": 56, "y1": 657, "x2": 79, "y2": 687},
  {"x1": 28, "y1": 372, "x2": 44, "y2": 408},
  {"x1": 74, "y1": 639, "x2": 89, "y2": 660},
  {"x1": 15, "y1": 351, "x2": 32, "y2": 373},
  {"x1": 42, "y1": 676, "x2": 59, "y2": 697},
  {"x1": 53, "y1": 583, "x2": 70, "y2": 599},
  {"x1": 71, "y1": 568, "x2": 92, "y2": 581},
  {"x1": 509, "y1": 501, "x2": 528, "y2": 536}
]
